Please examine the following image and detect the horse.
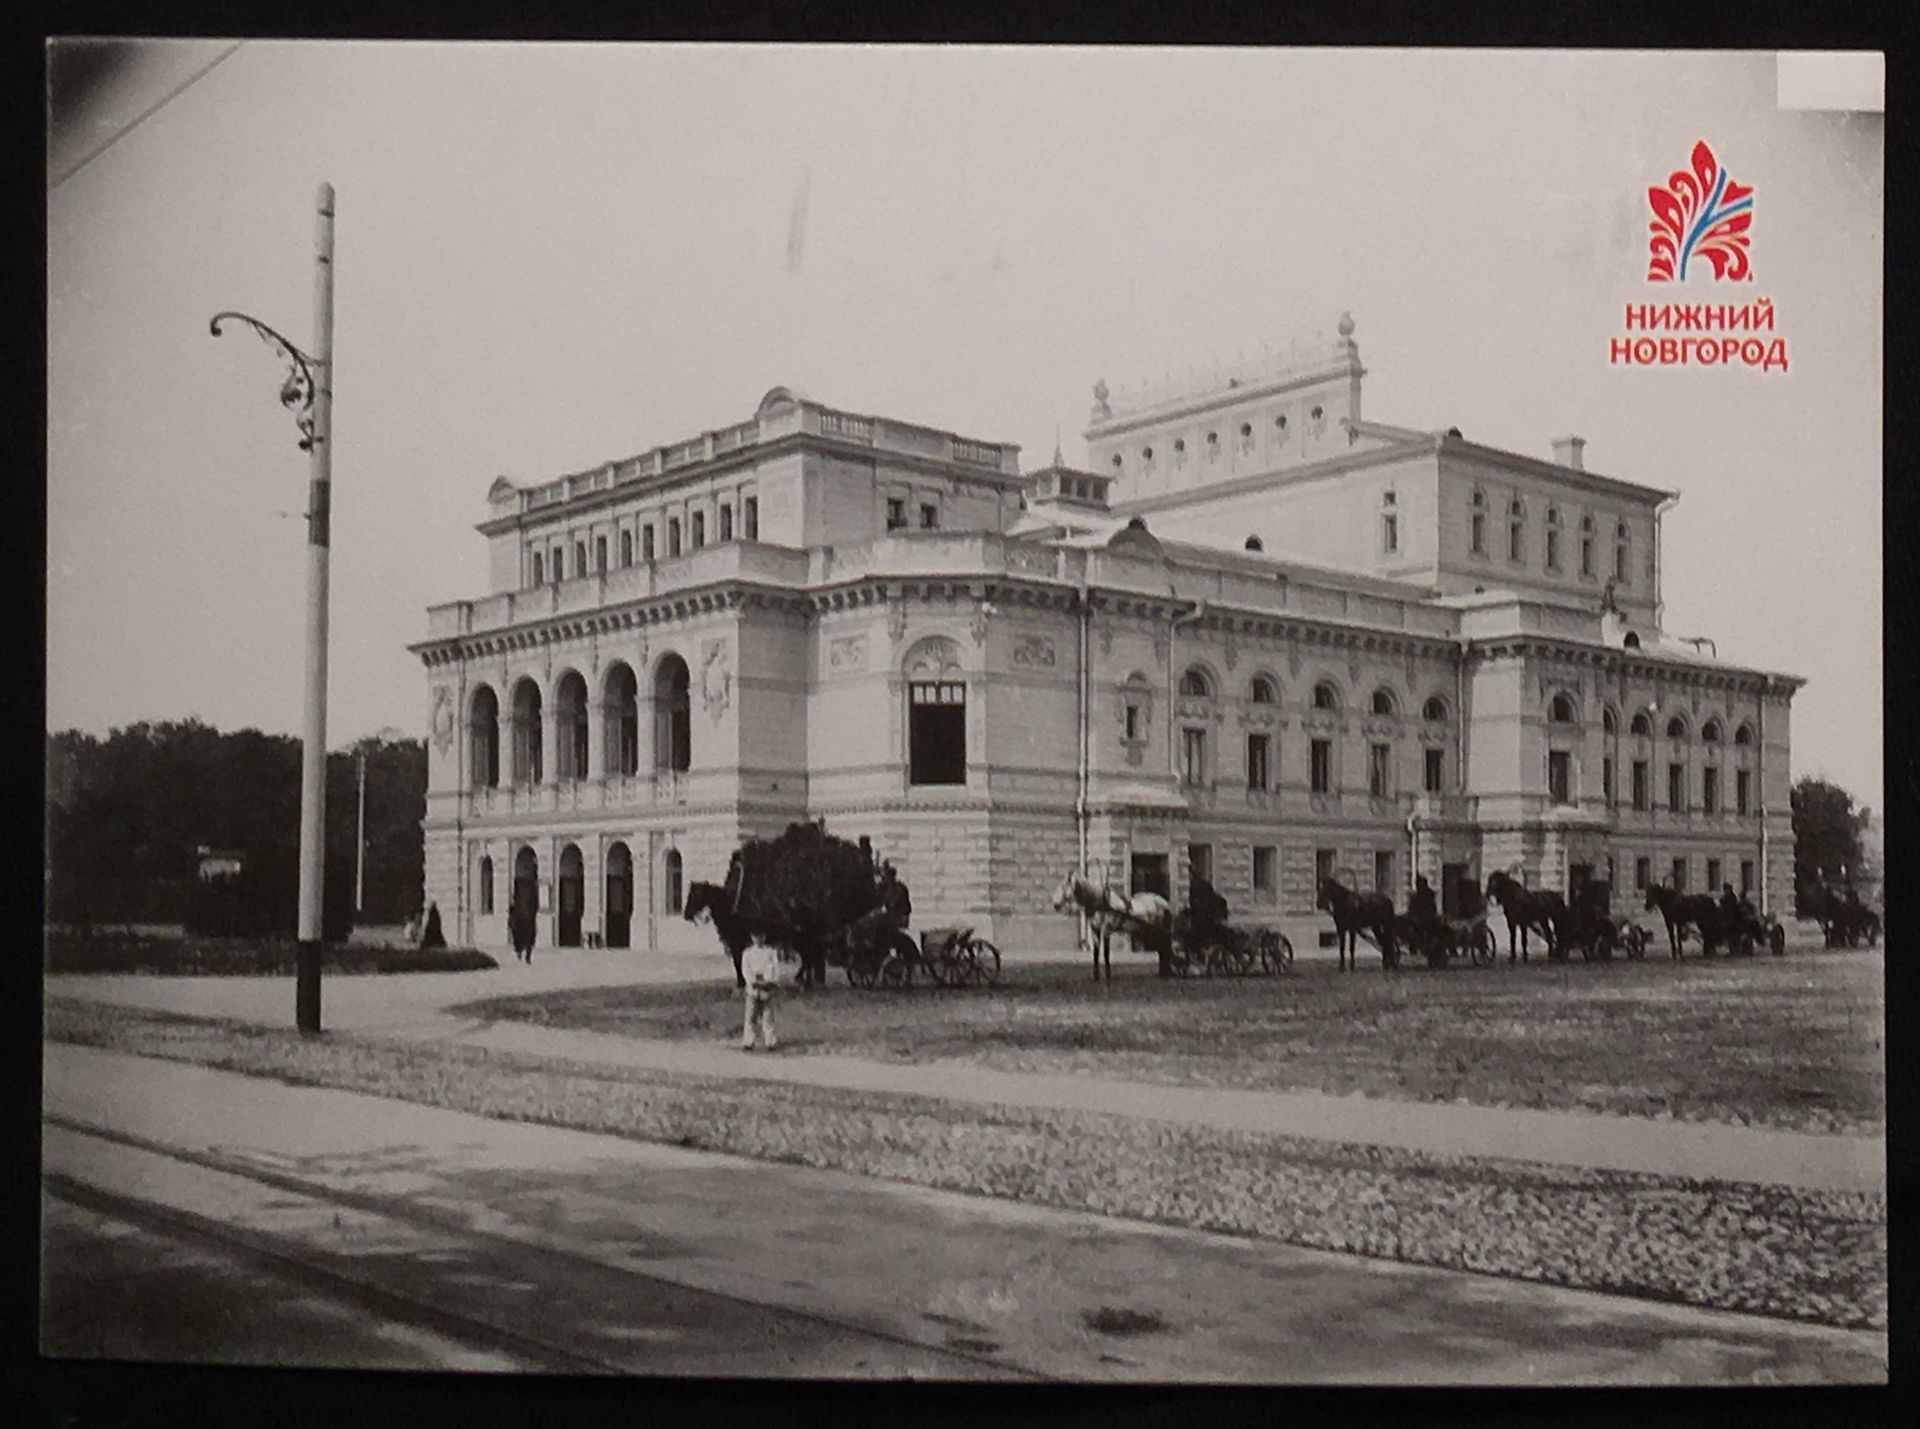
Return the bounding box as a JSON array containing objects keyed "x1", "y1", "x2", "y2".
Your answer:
[
  {"x1": 1051, "y1": 870, "x2": 1172, "y2": 982},
  {"x1": 1643, "y1": 883, "x2": 1724, "y2": 958},
  {"x1": 1485, "y1": 870, "x2": 1565, "y2": 962},
  {"x1": 1316, "y1": 875, "x2": 1398, "y2": 972},
  {"x1": 683, "y1": 880, "x2": 753, "y2": 989}
]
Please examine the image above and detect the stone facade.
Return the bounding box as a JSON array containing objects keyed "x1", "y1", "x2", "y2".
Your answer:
[{"x1": 414, "y1": 327, "x2": 1800, "y2": 955}]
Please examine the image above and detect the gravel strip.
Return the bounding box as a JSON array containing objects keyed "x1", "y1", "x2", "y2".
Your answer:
[{"x1": 46, "y1": 999, "x2": 1887, "y2": 1332}]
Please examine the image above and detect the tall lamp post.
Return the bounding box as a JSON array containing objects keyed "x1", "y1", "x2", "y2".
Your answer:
[{"x1": 211, "y1": 182, "x2": 335, "y2": 1035}]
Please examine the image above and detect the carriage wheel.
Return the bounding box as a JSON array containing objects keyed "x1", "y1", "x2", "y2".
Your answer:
[
  {"x1": 969, "y1": 938, "x2": 1003, "y2": 986},
  {"x1": 1624, "y1": 926, "x2": 1648, "y2": 961},
  {"x1": 1471, "y1": 925, "x2": 1496, "y2": 967},
  {"x1": 925, "y1": 949, "x2": 953, "y2": 987},
  {"x1": 1261, "y1": 932, "x2": 1295, "y2": 973},
  {"x1": 879, "y1": 953, "x2": 913, "y2": 989}
]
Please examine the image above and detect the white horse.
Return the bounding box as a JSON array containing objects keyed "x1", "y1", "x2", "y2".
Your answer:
[{"x1": 1052, "y1": 869, "x2": 1173, "y2": 982}]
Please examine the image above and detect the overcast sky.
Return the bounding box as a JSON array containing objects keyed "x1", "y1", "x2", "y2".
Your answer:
[{"x1": 47, "y1": 44, "x2": 1883, "y2": 805}]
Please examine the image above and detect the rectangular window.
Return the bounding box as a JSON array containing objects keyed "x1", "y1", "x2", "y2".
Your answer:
[
  {"x1": 1603, "y1": 755, "x2": 1616, "y2": 804},
  {"x1": 642, "y1": 524, "x2": 656, "y2": 561},
  {"x1": 1548, "y1": 750, "x2": 1572, "y2": 805},
  {"x1": 595, "y1": 535, "x2": 607, "y2": 574},
  {"x1": 1615, "y1": 544, "x2": 1630, "y2": 583},
  {"x1": 1632, "y1": 759, "x2": 1650, "y2": 811},
  {"x1": 530, "y1": 551, "x2": 543, "y2": 586},
  {"x1": 744, "y1": 496, "x2": 759, "y2": 539},
  {"x1": 1581, "y1": 537, "x2": 1595, "y2": 577},
  {"x1": 1182, "y1": 727, "x2": 1207, "y2": 786},
  {"x1": 574, "y1": 541, "x2": 587, "y2": 577},
  {"x1": 1253, "y1": 846, "x2": 1277, "y2": 895},
  {"x1": 1124, "y1": 703, "x2": 1141, "y2": 741},
  {"x1": 691, "y1": 512, "x2": 705, "y2": 549},
  {"x1": 1702, "y1": 766, "x2": 1719, "y2": 814},
  {"x1": 1706, "y1": 858, "x2": 1723, "y2": 892},
  {"x1": 551, "y1": 546, "x2": 563, "y2": 579},
  {"x1": 1740, "y1": 859, "x2": 1755, "y2": 896},
  {"x1": 1736, "y1": 769, "x2": 1751, "y2": 815},
  {"x1": 620, "y1": 529, "x2": 633, "y2": 567},
  {"x1": 1424, "y1": 746, "x2": 1444, "y2": 793},
  {"x1": 1382, "y1": 513, "x2": 1398, "y2": 554},
  {"x1": 1671, "y1": 857, "x2": 1688, "y2": 891},
  {"x1": 1509, "y1": 522, "x2": 1524, "y2": 563},
  {"x1": 886, "y1": 497, "x2": 907, "y2": 531},
  {"x1": 1635, "y1": 856, "x2": 1650, "y2": 891},
  {"x1": 1668, "y1": 762, "x2": 1685, "y2": 813},
  {"x1": 920, "y1": 502, "x2": 939, "y2": 530},
  {"x1": 1246, "y1": 732, "x2": 1270, "y2": 791},
  {"x1": 1471, "y1": 513, "x2": 1485, "y2": 555},
  {"x1": 1190, "y1": 843, "x2": 1213, "y2": 886},
  {"x1": 1368, "y1": 742, "x2": 1390, "y2": 798},
  {"x1": 1373, "y1": 850, "x2": 1395, "y2": 897},
  {"x1": 908, "y1": 681, "x2": 967, "y2": 785},
  {"x1": 668, "y1": 519, "x2": 682, "y2": 557},
  {"x1": 1315, "y1": 848, "x2": 1337, "y2": 892},
  {"x1": 1310, "y1": 738, "x2": 1333, "y2": 794},
  {"x1": 719, "y1": 504, "x2": 733, "y2": 541},
  {"x1": 478, "y1": 862, "x2": 494, "y2": 915},
  {"x1": 1546, "y1": 529, "x2": 1560, "y2": 571}
]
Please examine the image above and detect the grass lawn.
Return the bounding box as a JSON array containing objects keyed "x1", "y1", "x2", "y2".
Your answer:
[{"x1": 462, "y1": 948, "x2": 1885, "y2": 1134}]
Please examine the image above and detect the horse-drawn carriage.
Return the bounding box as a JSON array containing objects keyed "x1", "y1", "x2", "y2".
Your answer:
[
  {"x1": 1643, "y1": 884, "x2": 1786, "y2": 959},
  {"x1": 1169, "y1": 877, "x2": 1294, "y2": 977},
  {"x1": 1393, "y1": 905, "x2": 1498, "y2": 969},
  {"x1": 1803, "y1": 883, "x2": 1880, "y2": 949},
  {"x1": 1551, "y1": 880, "x2": 1650, "y2": 962}
]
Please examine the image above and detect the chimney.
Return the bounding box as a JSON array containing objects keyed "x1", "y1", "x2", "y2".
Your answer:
[{"x1": 1552, "y1": 435, "x2": 1586, "y2": 471}]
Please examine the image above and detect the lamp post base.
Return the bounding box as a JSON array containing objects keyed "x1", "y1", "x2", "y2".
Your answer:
[{"x1": 296, "y1": 940, "x2": 323, "y2": 1034}]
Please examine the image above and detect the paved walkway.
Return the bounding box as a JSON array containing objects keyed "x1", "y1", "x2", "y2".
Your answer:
[
  {"x1": 43, "y1": 1043, "x2": 1888, "y2": 1384},
  {"x1": 46, "y1": 953, "x2": 1885, "y2": 1195}
]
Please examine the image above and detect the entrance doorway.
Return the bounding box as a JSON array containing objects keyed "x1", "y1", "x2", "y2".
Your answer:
[
  {"x1": 558, "y1": 844, "x2": 584, "y2": 947},
  {"x1": 605, "y1": 842, "x2": 633, "y2": 949},
  {"x1": 513, "y1": 847, "x2": 539, "y2": 945},
  {"x1": 1442, "y1": 862, "x2": 1469, "y2": 919},
  {"x1": 1569, "y1": 862, "x2": 1594, "y2": 900},
  {"x1": 1130, "y1": 853, "x2": 1170, "y2": 901}
]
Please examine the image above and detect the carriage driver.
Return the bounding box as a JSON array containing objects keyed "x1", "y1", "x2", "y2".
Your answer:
[{"x1": 740, "y1": 932, "x2": 785, "y2": 1052}]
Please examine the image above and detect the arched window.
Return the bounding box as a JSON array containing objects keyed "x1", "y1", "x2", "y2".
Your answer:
[
  {"x1": 510, "y1": 678, "x2": 543, "y2": 785},
  {"x1": 1734, "y1": 723, "x2": 1754, "y2": 747},
  {"x1": 1550, "y1": 693, "x2": 1577, "y2": 724},
  {"x1": 1314, "y1": 682, "x2": 1340, "y2": 711},
  {"x1": 1614, "y1": 520, "x2": 1631, "y2": 585},
  {"x1": 1702, "y1": 719, "x2": 1723, "y2": 744},
  {"x1": 1602, "y1": 706, "x2": 1618, "y2": 735},
  {"x1": 1423, "y1": 695, "x2": 1448, "y2": 722},
  {"x1": 1381, "y1": 489, "x2": 1399, "y2": 554},
  {"x1": 1180, "y1": 667, "x2": 1212, "y2": 698},
  {"x1": 1623, "y1": 631, "x2": 1642, "y2": 649},
  {"x1": 663, "y1": 847, "x2": 683, "y2": 916},
  {"x1": 603, "y1": 662, "x2": 639, "y2": 776},
  {"x1": 554, "y1": 670, "x2": 589, "y2": 782},
  {"x1": 905, "y1": 636, "x2": 967, "y2": 786},
  {"x1": 1470, "y1": 488, "x2": 1487, "y2": 555},
  {"x1": 469, "y1": 685, "x2": 500, "y2": 788},
  {"x1": 529, "y1": 550, "x2": 543, "y2": 586},
  {"x1": 1666, "y1": 715, "x2": 1688, "y2": 740},
  {"x1": 1545, "y1": 506, "x2": 1562, "y2": 570},
  {"x1": 1250, "y1": 675, "x2": 1277, "y2": 704},
  {"x1": 1630, "y1": 711, "x2": 1652, "y2": 736},
  {"x1": 1580, "y1": 515, "x2": 1597, "y2": 578},
  {"x1": 653, "y1": 655, "x2": 691, "y2": 772},
  {"x1": 1508, "y1": 497, "x2": 1526, "y2": 562},
  {"x1": 1371, "y1": 688, "x2": 1396, "y2": 716},
  {"x1": 557, "y1": 844, "x2": 584, "y2": 946},
  {"x1": 478, "y1": 854, "x2": 494, "y2": 915}
]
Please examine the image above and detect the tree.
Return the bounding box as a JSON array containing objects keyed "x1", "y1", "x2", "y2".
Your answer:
[{"x1": 1791, "y1": 777, "x2": 1869, "y2": 907}]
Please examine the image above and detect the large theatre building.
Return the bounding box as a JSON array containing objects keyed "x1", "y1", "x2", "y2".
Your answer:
[{"x1": 413, "y1": 316, "x2": 1799, "y2": 954}]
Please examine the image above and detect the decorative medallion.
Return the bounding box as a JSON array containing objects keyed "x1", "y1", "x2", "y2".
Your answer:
[
  {"x1": 1012, "y1": 634, "x2": 1057, "y2": 668},
  {"x1": 828, "y1": 634, "x2": 868, "y2": 673}
]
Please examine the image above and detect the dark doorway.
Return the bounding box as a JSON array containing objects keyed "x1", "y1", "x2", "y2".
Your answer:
[
  {"x1": 1130, "y1": 853, "x2": 1170, "y2": 901},
  {"x1": 1442, "y1": 862, "x2": 1469, "y2": 918},
  {"x1": 605, "y1": 842, "x2": 632, "y2": 949},
  {"x1": 1569, "y1": 862, "x2": 1593, "y2": 900},
  {"x1": 513, "y1": 847, "x2": 539, "y2": 944},
  {"x1": 558, "y1": 844, "x2": 584, "y2": 947}
]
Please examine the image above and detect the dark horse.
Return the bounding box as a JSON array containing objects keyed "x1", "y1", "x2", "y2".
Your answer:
[
  {"x1": 1643, "y1": 883, "x2": 1726, "y2": 958},
  {"x1": 1484, "y1": 870, "x2": 1564, "y2": 962},
  {"x1": 684, "y1": 880, "x2": 753, "y2": 989},
  {"x1": 1316, "y1": 876, "x2": 1398, "y2": 971}
]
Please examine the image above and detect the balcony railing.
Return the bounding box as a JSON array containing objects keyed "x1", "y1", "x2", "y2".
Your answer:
[{"x1": 818, "y1": 410, "x2": 874, "y2": 443}]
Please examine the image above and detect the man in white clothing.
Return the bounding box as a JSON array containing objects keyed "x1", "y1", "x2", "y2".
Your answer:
[{"x1": 740, "y1": 936, "x2": 783, "y2": 1051}]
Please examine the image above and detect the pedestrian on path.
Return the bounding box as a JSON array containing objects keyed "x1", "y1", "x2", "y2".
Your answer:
[{"x1": 740, "y1": 935, "x2": 784, "y2": 1052}]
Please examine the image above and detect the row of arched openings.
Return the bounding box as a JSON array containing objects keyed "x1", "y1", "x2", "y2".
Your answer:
[
  {"x1": 467, "y1": 657, "x2": 690, "y2": 789},
  {"x1": 475, "y1": 841, "x2": 652, "y2": 948},
  {"x1": 1178, "y1": 667, "x2": 1451, "y2": 722},
  {"x1": 1597, "y1": 704, "x2": 1755, "y2": 745}
]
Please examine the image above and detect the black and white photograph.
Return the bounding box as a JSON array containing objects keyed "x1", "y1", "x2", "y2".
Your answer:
[{"x1": 42, "y1": 42, "x2": 1886, "y2": 1390}]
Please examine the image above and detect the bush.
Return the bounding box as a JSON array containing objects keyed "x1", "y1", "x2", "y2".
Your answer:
[{"x1": 44, "y1": 928, "x2": 496, "y2": 977}]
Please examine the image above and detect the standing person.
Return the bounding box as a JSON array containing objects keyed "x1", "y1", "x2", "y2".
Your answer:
[
  {"x1": 509, "y1": 894, "x2": 534, "y2": 965},
  {"x1": 740, "y1": 933, "x2": 784, "y2": 1052}
]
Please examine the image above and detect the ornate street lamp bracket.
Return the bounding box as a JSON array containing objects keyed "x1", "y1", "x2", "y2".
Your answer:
[{"x1": 209, "y1": 311, "x2": 324, "y2": 451}]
